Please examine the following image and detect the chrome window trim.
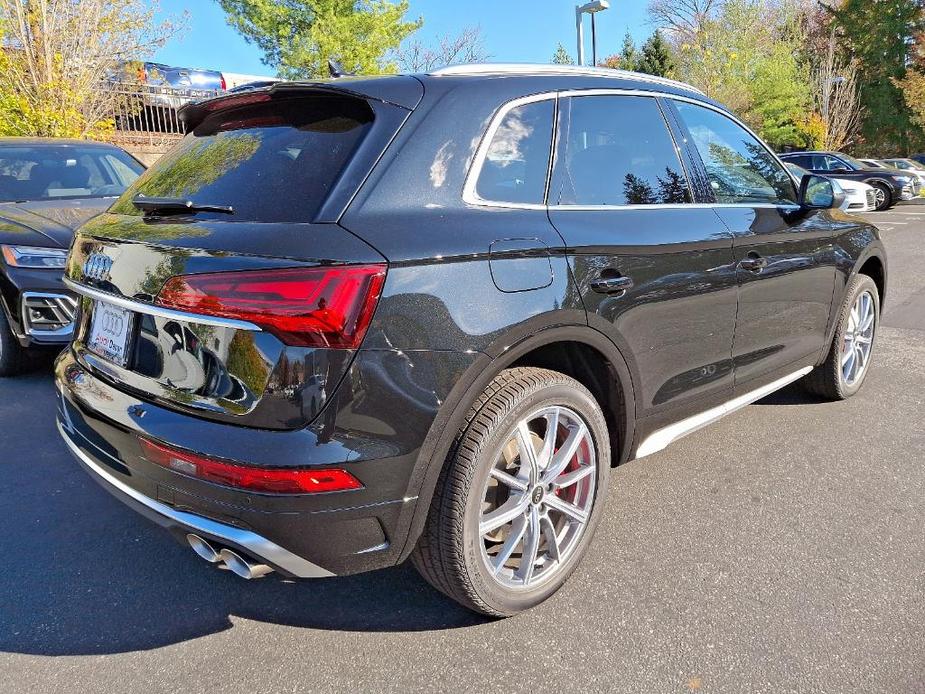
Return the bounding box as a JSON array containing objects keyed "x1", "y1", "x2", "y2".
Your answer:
[
  {"x1": 63, "y1": 278, "x2": 263, "y2": 332},
  {"x1": 463, "y1": 87, "x2": 803, "y2": 212},
  {"x1": 546, "y1": 202, "x2": 801, "y2": 212},
  {"x1": 462, "y1": 92, "x2": 559, "y2": 210}
]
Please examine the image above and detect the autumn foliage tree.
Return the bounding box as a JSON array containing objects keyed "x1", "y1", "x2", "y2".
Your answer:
[
  {"x1": 670, "y1": 0, "x2": 809, "y2": 149},
  {"x1": 0, "y1": 0, "x2": 182, "y2": 138}
]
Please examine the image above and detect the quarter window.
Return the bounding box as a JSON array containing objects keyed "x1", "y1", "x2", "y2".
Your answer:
[
  {"x1": 560, "y1": 95, "x2": 691, "y2": 206},
  {"x1": 674, "y1": 101, "x2": 797, "y2": 205},
  {"x1": 474, "y1": 99, "x2": 555, "y2": 205}
]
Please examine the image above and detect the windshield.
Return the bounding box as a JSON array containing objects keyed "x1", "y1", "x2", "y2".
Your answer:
[
  {"x1": 0, "y1": 145, "x2": 143, "y2": 203},
  {"x1": 838, "y1": 154, "x2": 871, "y2": 170}
]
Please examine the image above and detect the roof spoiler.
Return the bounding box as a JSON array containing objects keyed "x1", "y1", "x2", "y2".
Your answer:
[{"x1": 178, "y1": 76, "x2": 424, "y2": 131}]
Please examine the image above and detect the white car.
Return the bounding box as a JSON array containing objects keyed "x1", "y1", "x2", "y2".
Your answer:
[{"x1": 785, "y1": 163, "x2": 876, "y2": 212}]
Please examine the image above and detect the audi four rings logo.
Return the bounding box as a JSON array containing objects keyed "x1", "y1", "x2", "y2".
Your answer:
[
  {"x1": 98, "y1": 311, "x2": 124, "y2": 336},
  {"x1": 83, "y1": 253, "x2": 112, "y2": 282}
]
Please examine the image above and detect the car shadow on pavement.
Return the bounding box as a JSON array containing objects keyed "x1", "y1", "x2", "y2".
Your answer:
[
  {"x1": 753, "y1": 381, "x2": 828, "y2": 406},
  {"x1": 0, "y1": 373, "x2": 486, "y2": 658}
]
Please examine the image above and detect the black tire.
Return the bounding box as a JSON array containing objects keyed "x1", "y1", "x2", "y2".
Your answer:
[
  {"x1": 871, "y1": 182, "x2": 893, "y2": 211},
  {"x1": 411, "y1": 367, "x2": 611, "y2": 617},
  {"x1": 0, "y1": 307, "x2": 31, "y2": 376},
  {"x1": 803, "y1": 274, "x2": 879, "y2": 400}
]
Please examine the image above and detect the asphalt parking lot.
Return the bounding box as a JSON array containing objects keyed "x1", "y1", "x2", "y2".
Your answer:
[{"x1": 1, "y1": 204, "x2": 923, "y2": 694}]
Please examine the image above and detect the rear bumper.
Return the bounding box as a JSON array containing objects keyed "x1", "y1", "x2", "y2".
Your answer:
[
  {"x1": 58, "y1": 419, "x2": 334, "y2": 578},
  {"x1": 54, "y1": 343, "x2": 476, "y2": 576}
]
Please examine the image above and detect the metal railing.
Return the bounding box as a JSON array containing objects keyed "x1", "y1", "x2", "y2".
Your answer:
[{"x1": 106, "y1": 82, "x2": 222, "y2": 148}]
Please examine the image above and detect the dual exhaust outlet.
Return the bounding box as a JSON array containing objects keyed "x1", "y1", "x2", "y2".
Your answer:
[{"x1": 186, "y1": 533, "x2": 273, "y2": 579}]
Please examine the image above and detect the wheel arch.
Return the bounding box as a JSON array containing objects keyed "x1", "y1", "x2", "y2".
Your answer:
[
  {"x1": 395, "y1": 324, "x2": 637, "y2": 563},
  {"x1": 856, "y1": 252, "x2": 887, "y2": 310}
]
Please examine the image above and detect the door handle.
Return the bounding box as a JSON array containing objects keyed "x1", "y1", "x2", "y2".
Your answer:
[
  {"x1": 738, "y1": 254, "x2": 768, "y2": 273},
  {"x1": 590, "y1": 274, "x2": 634, "y2": 295}
]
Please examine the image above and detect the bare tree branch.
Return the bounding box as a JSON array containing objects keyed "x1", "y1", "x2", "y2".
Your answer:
[
  {"x1": 813, "y1": 27, "x2": 861, "y2": 149},
  {"x1": 395, "y1": 25, "x2": 490, "y2": 72},
  {"x1": 648, "y1": 0, "x2": 720, "y2": 41}
]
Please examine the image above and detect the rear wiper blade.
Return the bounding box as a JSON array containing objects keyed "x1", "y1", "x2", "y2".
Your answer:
[{"x1": 132, "y1": 196, "x2": 234, "y2": 216}]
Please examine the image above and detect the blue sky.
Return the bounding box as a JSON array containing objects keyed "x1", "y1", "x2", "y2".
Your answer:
[{"x1": 153, "y1": 0, "x2": 653, "y2": 75}]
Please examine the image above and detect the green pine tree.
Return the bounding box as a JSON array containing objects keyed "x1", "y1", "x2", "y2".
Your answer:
[
  {"x1": 833, "y1": 0, "x2": 924, "y2": 153},
  {"x1": 215, "y1": 0, "x2": 422, "y2": 79},
  {"x1": 620, "y1": 31, "x2": 637, "y2": 72},
  {"x1": 636, "y1": 30, "x2": 675, "y2": 77},
  {"x1": 552, "y1": 43, "x2": 574, "y2": 65}
]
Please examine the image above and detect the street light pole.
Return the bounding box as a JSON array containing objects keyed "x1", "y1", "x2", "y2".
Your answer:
[
  {"x1": 591, "y1": 12, "x2": 598, "y2": 65},
  {"x1": 576, "y1": 7, "x2": 585, "y2": 66},
  {"x1": 575, "y1": 1, "x2": 610, "y2": 66}
]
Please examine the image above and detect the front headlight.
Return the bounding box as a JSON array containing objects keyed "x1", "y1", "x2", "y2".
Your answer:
[
  {"x1": 1, "y1": 245, "x2": 68, "y2": 269},
  {"x1": 842, "y1": 187, "x2": 858, "y2": 194},
  {"x1": 896, "y1": 175, "x2": 913, "y2": 184}
]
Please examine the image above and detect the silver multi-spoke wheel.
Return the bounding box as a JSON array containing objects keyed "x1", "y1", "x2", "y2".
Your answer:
[
  {"x1": 478, "y1": 405, "x2": 596, "y2": 590},
  {"x1": 413, "y1": 367, "x2": 610, "y2": 616},
  {"x1": 873, "y1": 186, "x2": 886, "y2": 208},
  {"x1": 840, "y1": 290, "x2": 875, "y2": 386}
]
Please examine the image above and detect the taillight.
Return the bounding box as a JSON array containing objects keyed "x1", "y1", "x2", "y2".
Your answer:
[
  {"x1": 139, "y1": 438, "x2": 363, "y2": 494},
  {"x1": 156, "y1": 265, "x2": 386, "y2": 349},
  {"x1": 220, "y1": 74, "x2": 227, "y2": 91}
]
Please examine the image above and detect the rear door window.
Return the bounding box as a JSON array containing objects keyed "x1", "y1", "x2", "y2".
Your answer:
[
  {"x1": 559, "y1": 95, "x2": 692, "y2": 206},
  {"x1": 474, "y1": 99, "x2": 555, "y2": 205},
  {"x1": 111, "y1": 95, "x2": 374, "y2": 222}
]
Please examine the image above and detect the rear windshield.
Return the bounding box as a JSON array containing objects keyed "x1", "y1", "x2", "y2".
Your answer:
[
  {"x1": 0, "y1": 145, "x2": 143, "y2": 202},
  {"x1": 111, "y1": 95, "x2": 374, "y2": 222}
]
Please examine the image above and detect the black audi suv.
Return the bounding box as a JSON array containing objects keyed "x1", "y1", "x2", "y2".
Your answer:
[
  {"x1": 779, "y1": 150, "x2": 915, "y2": 211},
  {"x1": 0, "y1": 139, "x2": 145, "y2": 374},
  {"x1": 56, "y1": 65, "x2": 886, "y2": 616}
]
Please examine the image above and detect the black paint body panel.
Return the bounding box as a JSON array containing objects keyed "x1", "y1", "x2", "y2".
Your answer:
[{"x1": 54, "y1": 71, "x2": 886, "y2": 577}]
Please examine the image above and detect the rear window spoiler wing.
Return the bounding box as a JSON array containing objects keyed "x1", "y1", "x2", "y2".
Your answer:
[{"x1": 179, "y1": 76, "x2": 425, "y2": 131}]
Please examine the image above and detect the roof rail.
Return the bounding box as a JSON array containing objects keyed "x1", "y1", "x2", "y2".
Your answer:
[{"x1": 429, "y1": 63, "x2": 705, "y2": 96}]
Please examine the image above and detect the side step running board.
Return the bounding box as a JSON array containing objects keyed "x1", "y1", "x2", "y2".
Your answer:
[{"x1": 634, "y1": 366, "x2": 813, "y2": 459}]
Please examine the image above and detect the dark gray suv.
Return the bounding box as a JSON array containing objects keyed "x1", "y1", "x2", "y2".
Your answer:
[{"x1": 56, "y1": 65, "x2": 886, "y2": 616}]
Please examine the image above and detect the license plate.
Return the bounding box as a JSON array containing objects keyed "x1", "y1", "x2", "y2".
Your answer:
[{"x1": 87, "y1": 300, "x2": 133, "y2": 366}]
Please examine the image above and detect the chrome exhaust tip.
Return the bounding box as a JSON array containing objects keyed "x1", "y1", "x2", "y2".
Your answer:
[
  {"x1": 187, "y1": 533, "x2": 220, "y2": 563},
  {"x1": 218, "y1": 548, "x2": 273, "y2": 579}
]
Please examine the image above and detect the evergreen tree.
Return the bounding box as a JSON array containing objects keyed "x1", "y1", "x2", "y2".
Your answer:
[
  {"x1": 636, "y1": 30, "x2": 675, "y2": 77},
  {"x1": 833, "y1": 0, "x2": 924, "y2": 153},
  {"x1": 656, "y1": 167, "x2": 689, "y2": 203},
  {"x1": 216, "y1": 0, "x2": 422, "y2": 78},
  {"x1": 552, "y1": 43, "x2": 574, "y2": 65},
  {"x1": 620, "y1": 31, "x2": 638, "y2": 72},
  {"x1": 623, "y1": 173, "x2": 656, "y2": 204}
]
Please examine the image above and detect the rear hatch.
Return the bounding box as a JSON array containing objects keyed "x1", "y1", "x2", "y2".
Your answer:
[{"x1": 65, "y1": 81, "x2": 420, "y2": 430}]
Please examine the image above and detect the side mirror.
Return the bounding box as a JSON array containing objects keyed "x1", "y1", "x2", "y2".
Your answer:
[{"x1": 799, "y1": 174, "x2": 844, "y2": 209}]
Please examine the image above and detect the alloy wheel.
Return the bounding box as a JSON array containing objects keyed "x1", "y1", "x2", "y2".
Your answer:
[
  {"x1": 873, "y1": 186, "x2": 886, "y2": 208},
  {"x1": 841, "y1": 290, "x2": 875, "y2": 386},
  {"x1": 477, "y1": 405, "x2": 596, "y2": 590}
]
